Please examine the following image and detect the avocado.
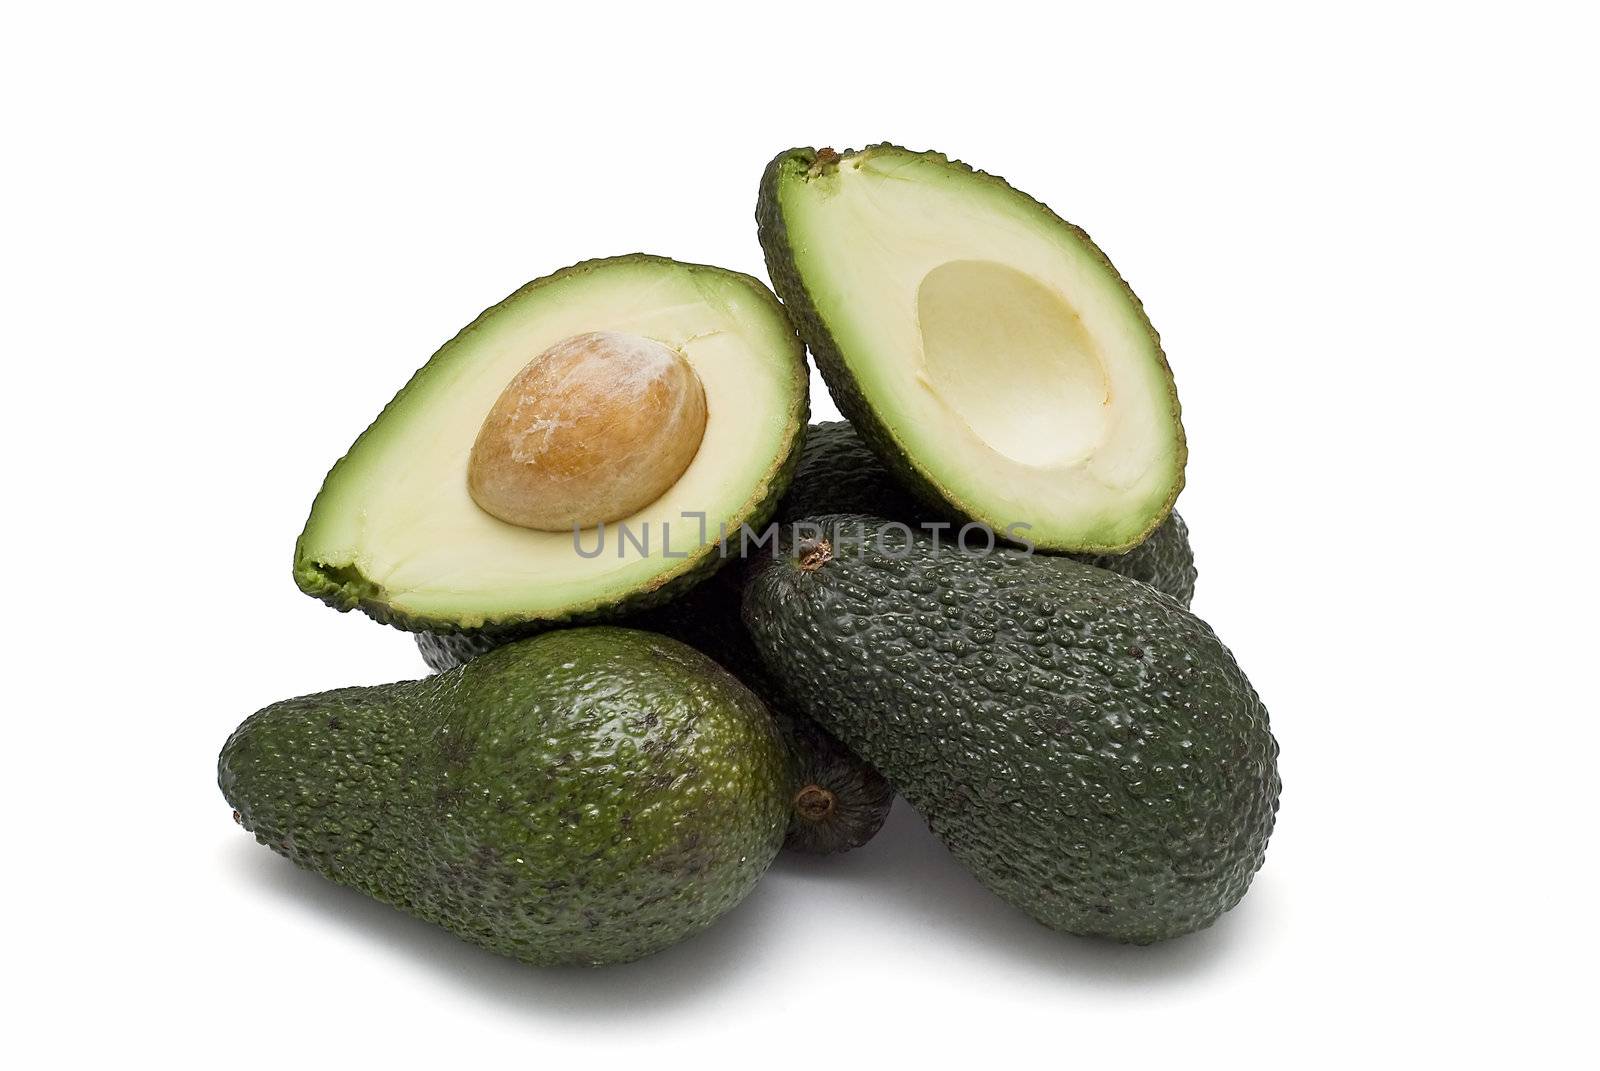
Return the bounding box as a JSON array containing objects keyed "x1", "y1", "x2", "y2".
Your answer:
[
  {"x1": 776, "y1": 420, "x2": 924, "y2": 522},
  {"x1": 625, "y1": 570, "x2": 894, "y2": 855},
  {"x1": 219, "y1": 627, "x2": 789, "y2": 966},
  {"x1": 295, "y1": 254, "x2": 808, "y2": 633},
  {"x1": 780, "y1": 421, "x2": 1197, "y2": 605},
  {"x1": 742, "y1": 517, "x2": 1279, "y2": 944},
  {"x1": 1074, "y1": 510, "x2": 1197, "y2": 608},
  {"x1": 758, "y1": 146, "x2": 1186, "y2": 553},
  {"x1": 416, "y1": 570, "x2": 894, "y2": 856}
]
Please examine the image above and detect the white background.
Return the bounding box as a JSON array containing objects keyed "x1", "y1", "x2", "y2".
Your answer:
[{"x1": 6, "y1": 3, "x2": 1597, "y2": 1066}]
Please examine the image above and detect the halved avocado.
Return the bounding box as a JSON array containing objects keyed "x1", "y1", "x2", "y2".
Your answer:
[
  {"x1": 757, "y1": 145, "x2": 1185, "y2": 553},
  {"x1": 294, "y1": 254, "x2": 808, "y2": 632}
]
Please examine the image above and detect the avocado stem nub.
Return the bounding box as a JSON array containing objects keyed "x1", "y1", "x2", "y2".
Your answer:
[
  {"x1": 794, "y1": 784, "x2": 837, "y2": 822},
  {"x1": 808, "y1": 147, "x2": 842, "y2": 177},
  {"x1": 796, "y1": 538, "x2": 833, "y2": 572}
]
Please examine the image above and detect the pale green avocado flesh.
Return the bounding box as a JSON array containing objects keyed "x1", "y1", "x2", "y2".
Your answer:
[
  {"x1": 295, "y1": 254, "x2": 808, "y2": 631},
  {"x1": 758, "y1": 145, "x2": 1186, "y2": 553}
]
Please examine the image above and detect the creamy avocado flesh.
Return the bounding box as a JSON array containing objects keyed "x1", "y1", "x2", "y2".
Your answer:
[
  {"x1": 758, "y1": 146, "x2": 1185, "y2": 552},
  {"x1": 294, "y1": 255, "x2": 807, "y2": 630}
]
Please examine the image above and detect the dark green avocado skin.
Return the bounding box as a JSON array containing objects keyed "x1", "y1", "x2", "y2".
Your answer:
[
  {"x1": 781, "y1": 421, "x2": 1197, "y2": 606},
  {"x1": 742, "y1": 517, "x2": 1279, "y2": 944},
  {"x1": 219, "y1": 628, "x2": 789, "y2": 966},
  {"x1": 777, "y1": 421, "x2": 925, "y2": 522},
  {"x1": 416, "y1": 572, "x2": 893, "y2": 856},
  {"x1": 1074, "y1": 511, "x2": 1198, "y2": 608}
]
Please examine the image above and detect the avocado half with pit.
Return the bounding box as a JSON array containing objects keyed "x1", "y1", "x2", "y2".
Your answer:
[
  {"x1": 294, "y1": 254, "x2": 808, "y2": 632},
  {"x1": 757, "y1": 145, "x2": 1185, "y2": 553}
]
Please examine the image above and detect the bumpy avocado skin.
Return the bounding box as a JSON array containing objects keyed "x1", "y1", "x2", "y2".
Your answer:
[
  {"x1": 756, "y1": 147, "x2": 1185, "y2": 554},
  {"x1": 294, "y1": 254, "x2": 809, "y2": 634},
  {"x1": 629, "y1": 570, "x2": 895, "y2": 856},
  {"x1": 415, "y1": 630, "x2": 504, "y2": 670},
  {"x1": 780, "y1": 421, "x2": 1197, "y2": 606},
  {"x1": 220, "y1": 628, "x2": 789, "y2": 966},
  {"x1": 416, "y1": 574, "x2": 894, "y2": 857},
  {"x1": 1075, "y1": 510, "x2": 1197, "y2": 607},
  {"x1": 742, "y1": 517, "x2": 1279, "y2": 944},
  {"x1": 778, "y1": 420, "x2": 926, "y2": 521}
]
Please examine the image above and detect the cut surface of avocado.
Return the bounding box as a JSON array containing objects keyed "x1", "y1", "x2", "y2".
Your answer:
[
  {"x1": 295, "y1": 254, "x2": 807, "y2": 631},
  {"x1": 758, "y1": 145, "x2": 1185, "y2": 552}
]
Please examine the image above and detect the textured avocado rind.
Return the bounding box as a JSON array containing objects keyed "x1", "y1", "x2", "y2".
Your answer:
[
  {"x1": 742, "y1": 516, "x2": 1278, "y2": 944},
  {"x1": 220, "y1": 628, "x2": 790, "y2": 967},
  {"x1": 294, "y1": 253, "x2": 809, "y2": 634},
  {"x1": 415, "y1": 569, "x2": 893, "y2": 856},
  {"x1": 779, "y1": 421, "x2": 1197, "y2": 605},
  {"x1": 1075, "y1": 509, "x2": 1198, "y2": 608},
  {"x1": 776, "y1": 420, "x2": 925, "y2": 523},
  {"x1": 756, "y1": 145, "x2": 1186, "y2": 554}
]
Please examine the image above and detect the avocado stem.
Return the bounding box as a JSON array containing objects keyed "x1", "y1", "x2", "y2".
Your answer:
[
  {"x1": 796, "y1": 538, "x2": 833, "y2": 572},
  {"x1": 808, "y1": 147, "x2": 842, "y2": 177},
  {"x1": 794, "y1": 784, "x2": 837, "y2": 822}
]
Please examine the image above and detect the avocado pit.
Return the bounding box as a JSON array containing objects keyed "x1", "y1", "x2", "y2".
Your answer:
[{"x1": 467, "y1": 331, "x2": 707, "y2": 531}]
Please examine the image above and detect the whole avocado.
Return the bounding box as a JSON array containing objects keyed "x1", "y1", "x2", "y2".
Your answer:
[
  {"x1": 780, "y1": 422, "x2": 1198, "y2": 606},
  {"x1": 220, "y1": 628, "x2": 790, "y2": 966},
  {"x1": 416, "y1": 572, "x2": 894, "y2": 856},
  {"x1": 742, "y1": 517, "x2": 1279, "y2": 944}
]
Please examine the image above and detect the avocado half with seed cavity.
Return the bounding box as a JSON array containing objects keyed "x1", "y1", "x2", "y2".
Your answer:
[
  {"x1": 758, "y1": 145, "x2": 1186, "y2": 553},
  {"x1": 294, "y1": 254, "x2": 809, "y2": 632}
]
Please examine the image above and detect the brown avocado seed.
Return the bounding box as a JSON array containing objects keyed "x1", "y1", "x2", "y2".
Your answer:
[{"x1": 467, "y1": 331, "x2": 707, "y2": 531}]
